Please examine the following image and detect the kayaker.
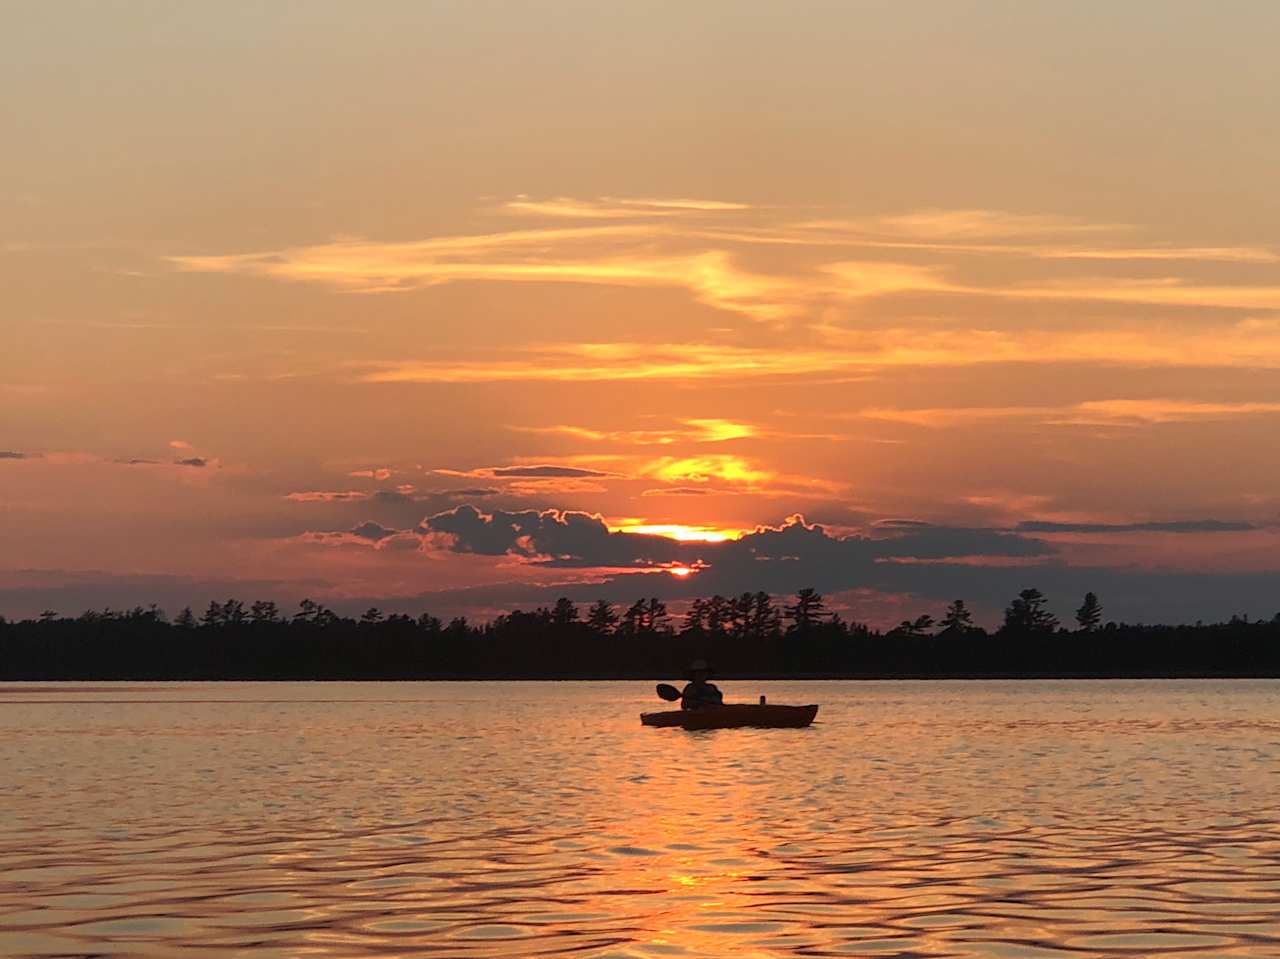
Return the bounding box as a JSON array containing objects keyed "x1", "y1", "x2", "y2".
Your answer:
[{"x1": 681, "y1": 660, "x2": 724, "y2": 710}]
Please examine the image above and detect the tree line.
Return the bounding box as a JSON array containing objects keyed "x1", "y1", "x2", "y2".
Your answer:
[{"x1": 2, "y1": 587, "x2": 1279, "y2": 680}]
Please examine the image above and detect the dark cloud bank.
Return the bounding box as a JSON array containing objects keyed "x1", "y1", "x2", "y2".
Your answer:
[
  {"x1": 294, "y1": 506, "x2": 1279, "y2": 627},
  {"x1": 3, "y1": 504, "x2": 1273, "y2": 627}
]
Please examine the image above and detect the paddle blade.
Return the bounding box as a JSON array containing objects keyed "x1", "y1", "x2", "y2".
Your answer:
[{"x1": 655, "y1": 683, "x2": 682, "y2": 702}]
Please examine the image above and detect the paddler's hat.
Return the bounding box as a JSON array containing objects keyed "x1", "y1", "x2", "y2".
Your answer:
[{"x1": 686, "y1": 659, "x2": 713, "y2": 678}]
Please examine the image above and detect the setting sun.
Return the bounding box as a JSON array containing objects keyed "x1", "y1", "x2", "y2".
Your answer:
[{"x1": 609, "y1": 523, "x2": 745, "y2": 543}]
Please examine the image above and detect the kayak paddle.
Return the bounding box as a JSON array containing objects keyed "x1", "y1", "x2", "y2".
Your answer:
[{"x1": 656, "y1": 683, "x2": 681, "y2": 702}]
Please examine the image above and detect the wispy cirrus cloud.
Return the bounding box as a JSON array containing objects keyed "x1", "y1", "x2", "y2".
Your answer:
[
  {"x1": 640, "y1": 455, "x2": 774, "y2": 488},
  {"x1": 170, "y1": 198, "x2": 1280, "y2": 328},
  {"x1": 426, "y1": 451, "x2": 822, "y2": 500},
  {"x1": 436, "y1": 464, "x2": 618, "y2": 479},
  {"x1": 427, "y1": 463, "x2": 621, "y2": 497},
  {"x1": 792, "y1": 210, "x2": 1277, "y2": 262},
  {"x1": 358, "y1": 317, "x2": 1280, "y2": 385},
  {"x1": 857, "y1": 405, "x2": 1055, "y2": 427},
  {"x1": 838, "y1": 208, "x2": 1128, "y2": 239},
  {"x1": 118, "y1": 456, "x2": 214, "y2": 469},
  {"x1": 1017, "y1": 519, "x2": 1257, "y2": 534},
  {"x1": 641, "y1": 486, "x2": 716, "y2": 496},
  {"x1": 856, "y1": 398, "x2": 1280, "y2": 428},
  {"x1": 1001, "y1": 277, "x2": 1280, "y2": 311},
  {"x1": 1024, "y1": 246, "x2": 1277, "y2": 264},
  {"x1": 509, "y1": 418, "x2": 756, "y2": 445},
  {"x1": 170, "y1": 229, "x2": 814, "y2": 321},
  {"x1": 357, "y1": 341, "x2": 860, "y2": 384},
  {"x1": 501, "y1": 195, "x2": 751, "y2": 218},
  {"x1": 286, "y1": 490, "x2": 373, "y2": 502},
  {"x1": 1069, "y1": 399, "x2": 1280, "y2": 424}
]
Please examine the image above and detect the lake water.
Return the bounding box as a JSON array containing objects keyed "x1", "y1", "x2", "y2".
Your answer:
[{"x1": 2, "y1": 680, "x2": 1280, "y2": 958}]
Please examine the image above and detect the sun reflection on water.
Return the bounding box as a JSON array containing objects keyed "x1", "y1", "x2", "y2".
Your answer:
[{"x1": 2, "y1": 681, "x2": 1280, "y2": 958}]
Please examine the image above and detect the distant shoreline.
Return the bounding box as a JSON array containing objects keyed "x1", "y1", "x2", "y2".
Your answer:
[
  {"x1": 5, "y1": 672, "x2": 1280, "y2": 682},
  {"x1": 6, "y1": 596, "x2": 1279, "y2": 682}
]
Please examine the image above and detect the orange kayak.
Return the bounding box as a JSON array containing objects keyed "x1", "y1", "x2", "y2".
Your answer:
[{"x1": 640, "y1": 703, "x2": 818, "y2": 730}]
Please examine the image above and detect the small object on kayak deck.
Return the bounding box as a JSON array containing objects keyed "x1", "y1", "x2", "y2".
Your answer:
[{"x1": 640, "y1": 703, "x2": 818, "y2": 729}]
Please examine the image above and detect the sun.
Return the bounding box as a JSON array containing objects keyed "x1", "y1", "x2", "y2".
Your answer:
[
  {"x1": 662, "y1": 561, "x2": 708, "y2": 578},
  {"x1": 609, "y1": 521, "x2": 745, "y2": 542}
]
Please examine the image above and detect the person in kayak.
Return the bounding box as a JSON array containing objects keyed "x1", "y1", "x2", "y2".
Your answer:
[{"x1": 681, "y1": 660, "x2": 724, "y2": 710}]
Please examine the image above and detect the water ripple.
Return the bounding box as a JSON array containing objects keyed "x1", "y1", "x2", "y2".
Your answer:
[{"x1": 2, "y1": 680, "x2": 1279, "y2": 957}]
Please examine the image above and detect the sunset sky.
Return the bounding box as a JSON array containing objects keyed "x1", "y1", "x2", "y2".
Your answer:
[{"x1": 4, "y1": 1, "x2": 1280, "y2": 626}]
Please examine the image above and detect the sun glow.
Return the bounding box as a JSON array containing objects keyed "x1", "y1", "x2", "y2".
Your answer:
[
  {"x1": 609, "y1": 522, "x2": 745, "y2": 542},
  {"x1": 667, "y1": 565, "x2": 696, "y2": 578},
  {"x1": 644, "y1": 455, "x2": 773, "y2": 487}
]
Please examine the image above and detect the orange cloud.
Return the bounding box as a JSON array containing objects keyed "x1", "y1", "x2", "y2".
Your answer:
[
  {"x1": 286, "y1": 490, "x2": 372, "y2": 502},
  {"x1": 357, "y1": 318, "x2": 1280, "y2": 386},
  {"x1": 856, "y1": 398, "x2": 1280, "y2": 428},
  {"x1": 641, "y1": 455, "x2": 773, "y2": 487},
  {"x1": 857, "y1": 406, "x2": 1055, "y2": 427},
  {"x1": 169, "y1": 200, "x2": 1280, "y2": 328},
  {"x1": 855, "y1": 208, "x2": 1127, "y2": 239},
  {"x1": 1069, "y1": 399, "x2": 1280, "y2": 424},
  {"x1": 1003, "y1": 277, "x2": 1280, "y2": 310},
  {"x1": 171, "y1": 230, "x2": 811, "y2": 321},
  {"x1": 509, "y1": 417, "x2": 755, "y2": 445},
  {"x1": 502, "y1": 195, "x2": 750, "y2": 218}
]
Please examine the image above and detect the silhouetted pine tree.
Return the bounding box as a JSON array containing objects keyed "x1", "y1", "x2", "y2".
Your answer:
[
  {"x1": 939, "y1": 599, "x2": 976, "y2": 635},
  {"x1": 751, "y1": 591, "x2": 782, "y2": 639},
  {"x1": 1075, "y1": 592, "x2": 1102, "y2": 631},
  {"x1": 705, "y1": 595, "x2": 730, "y2": 635},
  {"x1": 1003, "y1": 588, "x2": 1059, "y2": 633},
  {"x1": 892, "y1": 614, "x2": 935, "y2": 638},
  {"x1": 646, "y1": 597, "x2": 669, "y2": 633},
  {"x1": 250, "y1": 600, "x2": 280, "y2": 624},
  {"x1": 682, "y1": 598, "x2": 708, "y2": 633},
  {"x1": 200, "y1": 601, "x2": 224, "y2": 628},
  {"x1": 785, "y1": 588, "x2": 827, "y2": 634},
  {"x1": 294, "y1": 599, "x2": 319, "y2": 623},
  {"x1": 551, "y1": 597, "x2": 579, "y2": 626},
  {"x1": 620, "y1": 600, "x2": 646, "y2": 636},
  {"x1": 586, "y1": 600, "x2": 617, "y2": 636}
]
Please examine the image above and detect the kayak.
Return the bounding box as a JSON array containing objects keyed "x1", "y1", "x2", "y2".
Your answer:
[{"x1": 640, "y1": 703, "x2": 819, "y2": 730}]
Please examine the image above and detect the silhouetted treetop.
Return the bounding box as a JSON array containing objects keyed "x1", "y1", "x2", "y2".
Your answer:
[
  {"x1": 1076, "y1": 592, "x2": 1103, "y2": 631},
  {"x1": 1003, "y1": 588, "x2": 1059, "y2": 634}
]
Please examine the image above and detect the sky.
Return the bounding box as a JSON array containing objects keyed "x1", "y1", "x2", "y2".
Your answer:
[{"x1": 3, "y1": 1, "x2": 1280, "y2": 627}]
